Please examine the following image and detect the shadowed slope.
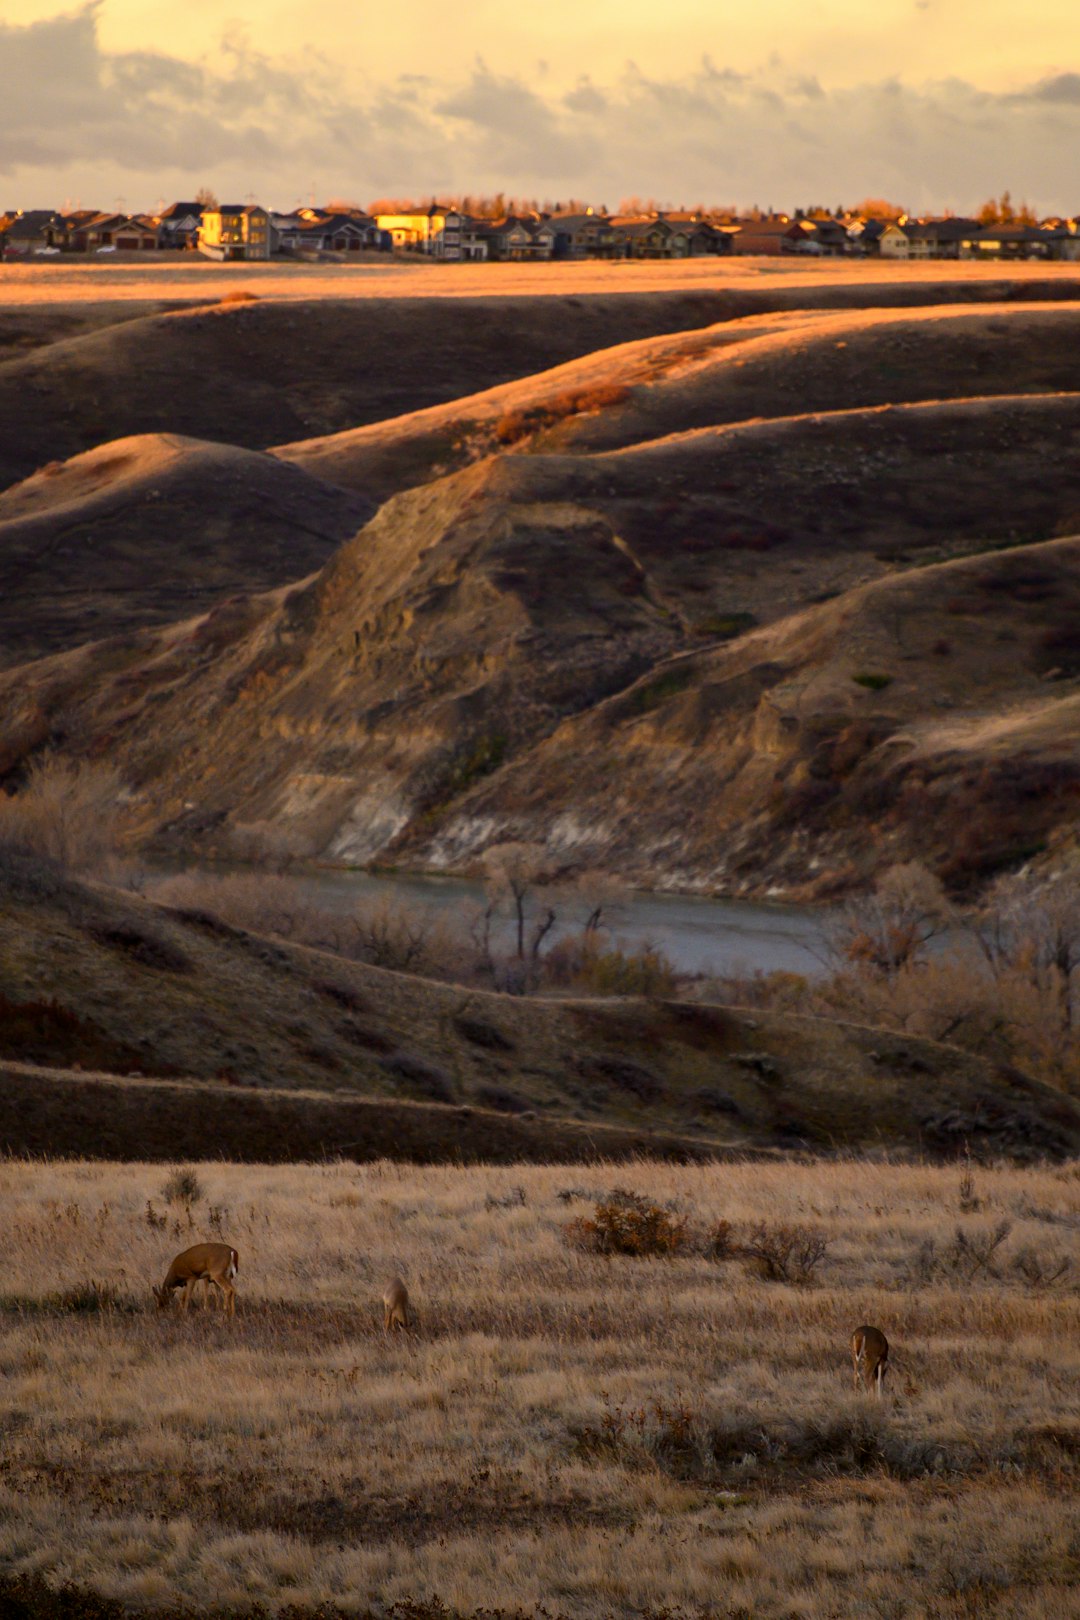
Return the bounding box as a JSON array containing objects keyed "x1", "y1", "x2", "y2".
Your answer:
[
  {"x1": 278, "y1": 303, "x2": 1080, "y2": 504},
  {"x1": 0, "y1": 434, "x2": 372, "y2": 666},
  {"x1": 3, "y1": 391, "x2": 1080, "y2": 887}
]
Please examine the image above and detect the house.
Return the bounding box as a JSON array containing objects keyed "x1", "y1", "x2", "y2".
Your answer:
[
  {"x1": 432, "y1": 211, "x2": 493, "y2": 261},
  {"x1": 962, "y1": 224, "x2": 1073, "y2": 260},
  {"x1": 0, "y1": 210, "x2": 64, "y2": 255},
  {"x1": 158, "y1": 202, "x2": 204, "y2": 250},
  {"x1": 488, "y1": 216, "x2": 553, "y2": 260},
  {"x1": 114, "y1": 215, "x2": 159, "y2": 251},
  {"x1": 611, "y1": 217, "x2": 674, "y2": 257},
  {"x1": 808, "y1": 217, "x2": 850, "y2": 255},
  {"x1": 374, "y1": 206, "x2": 449, "y2": 252},
  {"x1": 198, "y1": 204, "x2": 271, "y2": 260},
  {"x1": 546, "y1": 210, "x2": 616, "y2": 258},
  {"x1": 901, "y1": 219, "x2": 980, "y2": 259},
  {"x1": 878, "y1": 223, "x2": 911, "y2": 258},
  {"x1": 731, "y1": 218, "x2": 814, "y2": 255},
  {"x1": 664, "y1": 215, "x2": 727, "y2": 254}
]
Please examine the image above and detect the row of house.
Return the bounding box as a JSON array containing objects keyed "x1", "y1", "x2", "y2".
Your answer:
[{"x1": 5, "y1": 200, "x2": 1080, "y2": 263}]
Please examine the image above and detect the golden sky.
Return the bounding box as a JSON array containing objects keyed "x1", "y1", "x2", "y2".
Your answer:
[
  {"x1": 3, "y1": 2, "x2": 1080, "y2": 210},
  {"x1": 7, "y1": 0, "x2": 1079, "y2": 91}
]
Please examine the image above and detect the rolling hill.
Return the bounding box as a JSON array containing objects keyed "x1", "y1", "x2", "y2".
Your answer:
[
  {"x1": 2, "y1": 854, "x2": 1075, "y2": 1161},
  {"x1": 3, "y1": 386, "x2": 1079, "y2": 892},
  {"x1": 0, "y1": 434, "x2": 372, "y2": 665}
]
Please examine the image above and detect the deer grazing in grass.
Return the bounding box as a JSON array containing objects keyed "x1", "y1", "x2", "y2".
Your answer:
[
  {"x1": 383, "y1": 1275, "x2": 411, "y2": 1333},
  {"x1": 153, "y1": 1243, "x2": 239, "y2": 1317},
  {"x1": 851, "y1": 1325, "x2": 889, "y2": 1397}
]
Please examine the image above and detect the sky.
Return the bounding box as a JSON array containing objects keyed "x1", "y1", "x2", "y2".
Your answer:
[{"x1": 4, "y1": 1, "x2": 1080, "y2": 214}]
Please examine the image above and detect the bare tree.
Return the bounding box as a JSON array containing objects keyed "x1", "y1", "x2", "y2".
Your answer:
[
  {"x1": 481, "y1": 842, "x2": 553, "y2": 961},
  {"x1": 827, "y1": 862, "x2": 953, "y2": 978}
]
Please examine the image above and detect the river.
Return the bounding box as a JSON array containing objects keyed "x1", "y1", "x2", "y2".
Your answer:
[{"x1": 274, "y1": 868, "x2": 831, "y2": 979}]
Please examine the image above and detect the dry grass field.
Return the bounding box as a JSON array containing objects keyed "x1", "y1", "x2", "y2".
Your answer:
[{"x1": 0, "y1": 1156, "x2": 1077, "y2": 1618}]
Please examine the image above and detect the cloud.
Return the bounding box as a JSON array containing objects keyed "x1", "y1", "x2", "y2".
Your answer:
[{"x1": 3, "y1": 6, "x2": 1080, "y2": 213}]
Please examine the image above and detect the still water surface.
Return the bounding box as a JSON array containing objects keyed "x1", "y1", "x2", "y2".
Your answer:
[{"x1": 278, "y1": 867, "x2": 830, "y2": 978}]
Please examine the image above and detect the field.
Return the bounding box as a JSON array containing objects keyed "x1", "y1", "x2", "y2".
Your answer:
[{"x1": 1, "y1": 1156, "x2": 1077, "y2": 1618}]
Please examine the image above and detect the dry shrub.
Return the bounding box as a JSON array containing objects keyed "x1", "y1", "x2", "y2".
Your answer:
[
  {"x1": 546, "y1": 934, "x2": 677, "y2": 998},
  {"x1": 152, "y1": 873, "x2": 466, "y2": 982},
  {"x1": 492, "y1": 383, "x2": 630, "y2": 445},
  {"x1": 0, "y1": 758, "x2": 123, "y2": 872},
  {"x1": 349, "y1": 895, "x2": 459, "y2": 976},
  {"x1": 563, "y1": 1189, "x2": 689, "y2": 1257},
  {"x1": 160, "y1": 1169, "x2": 203, "y2": 1206},
  {"x1": 151, "y1": 872, "x2": 327, "y2": 942},
  {"x1": 702, "y1": 1218, "x2": 737, "y2": 1260},
  {"x1": 1010, "y1": 1246, "x2": 1073, "y2": 1289},
  {"x1": 740, "y1": 1221, "x2": 830, "y2": 1284}
]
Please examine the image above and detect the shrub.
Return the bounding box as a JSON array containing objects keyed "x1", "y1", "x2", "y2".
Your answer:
[
  {"x1": 702, "y1": 1218, "x2": 737, "y2": 1260},
  {"x1": 161, "y1": 1169, "x2": 203, "y2": 1206},
  {"x1": 0, "y1": 758, "x2": 123, "y2": 872},
  {"x1": 558, "y1": 936, "x2": 677, "y2": 998},
  {"x1": 740, "y1": 1221, "x2": 830, "y2": 1284},
  {"x1": 564, "y1": 1190, "x2": 689, "y2": 1257}
]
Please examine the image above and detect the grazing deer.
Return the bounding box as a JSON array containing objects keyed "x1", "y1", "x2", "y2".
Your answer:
[
  {"x1": 851, "y1": 1325, "x2": 889, "y2": 1397},
  {"x1": 383, "y1": 1275, "x2": 411, "y2": 1333},
  {"x1": 153, "y1": 1243, "x2": 239, "y2": 1317}
]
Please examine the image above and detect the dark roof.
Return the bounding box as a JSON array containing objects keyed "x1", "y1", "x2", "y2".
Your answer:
[{"x1": 160, "y1": 202, "x2": 204, "y2": 219}]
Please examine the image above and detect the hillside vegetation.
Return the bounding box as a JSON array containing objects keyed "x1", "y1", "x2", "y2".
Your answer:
[
  {"x1": 2, "y1": 270, "x2": 1080, "y2": 901},
  {"x1": 5, "y1": 857, "x2": 1075, "y2": 1158}
]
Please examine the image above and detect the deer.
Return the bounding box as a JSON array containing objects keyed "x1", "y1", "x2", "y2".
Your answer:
[
  {"x1": 153, "y1": 1242, "x2": 239, "y2": 1318},
  {"x1": 851, "y1": 1325, "x2": 889, "y2": 1397},
  {"x1": 383, "y1": 1275, "x2": 411, "y2": 1333}
]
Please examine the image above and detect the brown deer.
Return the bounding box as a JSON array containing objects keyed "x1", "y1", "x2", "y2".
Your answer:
[
  {"x1": 851, "y1": 1325, "x2": 889, "y2": 1396},
  {"x1": 383, "y1": 1275, "x2": 411, "y2": 1333},
  {"x1": 153, "y1": 1243, "x2": 239, "y2": 1317}
]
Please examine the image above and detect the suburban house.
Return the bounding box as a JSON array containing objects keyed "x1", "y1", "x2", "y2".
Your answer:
[
  {"x1": 198, "y1": 204, "x2": 271, "y2": 260},
  {"x1": 546, "y1": 211, "x2": 617, "y2": 258},
  {"x1": 433, "y1": 210, "x2": 497, "y2": 260},
  {"x1": 0, "y1": 210, "x2": 64, "y2": 254},
  {"x1": 731, "y1": 218, "x2": 815, "y2": 254},
  {"x1": 275, "y1": 211, "x2": 381, "y2": 253},
  {"x1": 962, "y1": 223, "x2": 1078, "y2": 259},
  {"x1": 374, "y1": 206, "x2": 449, "y2": 252},
  {"x1": 487, "y1": 216, "x2": 554, "y2": 260},
  {"x1": 157, "y1": 202, "x2": 204, "y2": 250}
]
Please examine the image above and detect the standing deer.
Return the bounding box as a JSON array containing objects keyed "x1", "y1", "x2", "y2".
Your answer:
[
  {"x1": 383, "y1": 1275, "x2": 411, "y2": 1333},
  {"x1": 153, "y1": 1243, "x2": 239, "y2": 1317},
  {"x1": 851, "y1": 1325, "x2": 889, "y2": 1396}
]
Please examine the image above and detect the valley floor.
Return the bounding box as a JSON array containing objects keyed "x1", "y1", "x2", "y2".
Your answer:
[{"x1": 1, "y1": 1156, "x2": 1077, "y2": 1617}]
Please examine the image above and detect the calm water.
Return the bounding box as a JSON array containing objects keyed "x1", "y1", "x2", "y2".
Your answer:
[{"x1": 277, "y1": 868, "x2": 830, "y2": 978}]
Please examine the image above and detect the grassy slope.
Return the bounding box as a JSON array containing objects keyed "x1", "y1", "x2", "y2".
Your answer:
[
  {"x1": 0, "y1": 286, "x2": 817, "y2": 493},
  {"x1": 278, "y1": 302, "x2": 1080, "y2": 502},
  {"x1": 0, "y1": 434, "x2": 372, "y2": 665},
  {"x1": 6, "y1": 277, "x2": 1080, "y2": 494},
  {"x1": 419, "y1": 532, "x2": 1080, "y2": 895},
  {"x1": 1, "y1": 859, "x2": 1077, "y2": 1160},
  {"x1": 4, "y1": 386, "x2": 1080, "y2": 889}
]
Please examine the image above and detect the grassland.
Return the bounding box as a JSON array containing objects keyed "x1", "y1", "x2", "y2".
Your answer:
[{"x1": 0, "y1": 1155, "x2": 1077, "y2": 1617}]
